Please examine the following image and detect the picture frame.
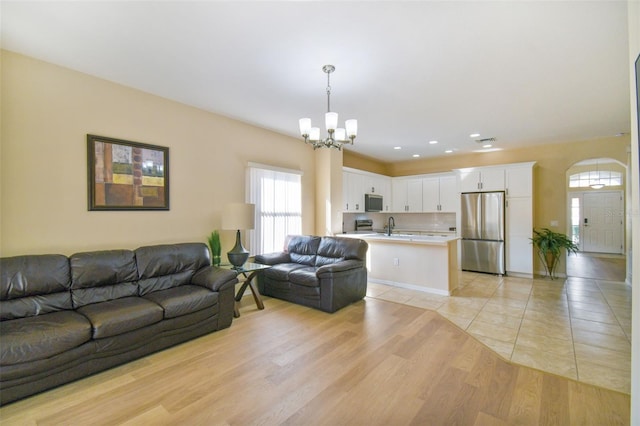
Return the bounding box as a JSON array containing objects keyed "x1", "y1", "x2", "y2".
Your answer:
[{"x1": 87, "y1": 134, "x2": 170, "y2": 211}]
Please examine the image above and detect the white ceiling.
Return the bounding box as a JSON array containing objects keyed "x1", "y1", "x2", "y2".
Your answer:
[{"x1": 1, "y1": 1, "x2": 631, "y2": 162}]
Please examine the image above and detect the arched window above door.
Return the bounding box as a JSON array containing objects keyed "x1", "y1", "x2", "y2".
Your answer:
[{"x1": 569, "y1": 170, "x2": 622, "y2": 188}]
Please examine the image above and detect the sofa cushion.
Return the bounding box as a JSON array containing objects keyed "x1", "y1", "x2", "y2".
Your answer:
[
  {"x1": 262, "y1": 263, "x2": 308, "y2": 281},
  {"x1": 0, "y1": 255, "x2": 72, "y2": 320},
  {"x1": 77, "y1": 297, "x2": 163, "y2": 339},
  {"x1": 70, "y1": 249, "x2": 138, "y2": 308},
  {"x1": 287, "y1": 236, "x2": 321, "y2": 266},
  {"x1": 143, "y1": 285, "x2": 217, "y2": 319},
  {"x1": 0, "y1": 310, "x2": 92, "y2": 365},
  {"x1": 288, "y1": 267, "x2": 320, "y2": 287},
  {"x1": 136, "y1": 243, "x2": 210, "y2": 296}
]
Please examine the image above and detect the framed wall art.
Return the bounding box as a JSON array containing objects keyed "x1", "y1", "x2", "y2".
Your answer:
[{"x1": 87, "y1": 134, "x2": 170, "y2": 210}]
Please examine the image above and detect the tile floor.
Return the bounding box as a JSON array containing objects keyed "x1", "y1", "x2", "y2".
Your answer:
[{"x1": 366, "y1": 271, "x2": 632, "y2": 394}]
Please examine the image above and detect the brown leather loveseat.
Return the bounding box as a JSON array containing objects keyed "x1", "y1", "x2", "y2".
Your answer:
[
  {"x1": 0, "y1": 242, "x2": 238, "y2": 405},
  {"x1": 254, "y1": 235, "x2": 368, "y2": 313}
]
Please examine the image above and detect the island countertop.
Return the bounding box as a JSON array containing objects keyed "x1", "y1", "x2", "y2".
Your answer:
[{"x1": 340, "y1": 233, "x2": 459, "y2": 246}]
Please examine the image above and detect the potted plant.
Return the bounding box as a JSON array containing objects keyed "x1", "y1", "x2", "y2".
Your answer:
[
  {"x1": 207, "y1": 230, "x2": 222, "y2": 266},
  {"x1": 530, "y1": 228, "x2": 578, "y2": 279}
]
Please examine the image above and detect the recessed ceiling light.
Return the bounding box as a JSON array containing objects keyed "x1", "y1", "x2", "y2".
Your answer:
[
  {"x1": 394, "y1": 146, "x2": 402, "y2": 150},
  {"x1": 483, "y1": 144, "x2": 492, "y2": 148},
  {"x1": 445, "y1": 150, "x2": 453, "y2": 153},
  {"x1": 429, "y1": 140, "x2": 438, "y2": 144},
  {"x1": 470, "y1": 133, "x2": 480, "y2": 138},
  {"x1": 412, "y1": 154, "x2": 420, "y2": 158}
]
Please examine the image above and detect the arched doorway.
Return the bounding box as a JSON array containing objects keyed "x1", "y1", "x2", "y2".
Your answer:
[{"x1": 565, "y1": 158, "x2": 627, "y2": 281}]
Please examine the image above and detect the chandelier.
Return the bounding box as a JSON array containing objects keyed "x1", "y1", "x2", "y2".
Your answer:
[{"x1": 298, "y1": 65, "x2": 357, "y2": 150}]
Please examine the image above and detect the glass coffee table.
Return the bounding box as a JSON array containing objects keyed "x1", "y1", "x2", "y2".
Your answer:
[{"x1": 219, "y1": 262, "x2": 271, "y2": 318}]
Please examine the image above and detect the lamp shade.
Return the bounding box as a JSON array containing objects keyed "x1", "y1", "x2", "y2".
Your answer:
[
  {"x1": 325, "y1": 112, "x2": 338, "y2": 131},
  {"x1": 345, "y1": 119, "x2": 358, "y2": 138},
  {"x1": 299, "y1": 118, "x2": 311, "y2": 136},
  {"x1": 309, "y1": 127, "x2": 320, "y2": 141},
  {"x1": 222, "y1": 203, "x2": 255, "y2": 231}
]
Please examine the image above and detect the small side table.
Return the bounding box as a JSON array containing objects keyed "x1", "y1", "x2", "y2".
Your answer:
[{"x1": 219, "y1": 262, "x2": 271, "y2": 318}]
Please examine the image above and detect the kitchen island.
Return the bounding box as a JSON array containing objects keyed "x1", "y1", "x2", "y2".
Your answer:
[{"x1": 340, "y1": 233, "x2": 459, "y2": 296}]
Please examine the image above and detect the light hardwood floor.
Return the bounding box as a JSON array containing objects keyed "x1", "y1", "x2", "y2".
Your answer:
[
  {"x1": 369, "y1": 271, "x2": 632, "y2": 394},
  {"x1": 0, "y1": 295, "x2": 630, "y2": 425}
]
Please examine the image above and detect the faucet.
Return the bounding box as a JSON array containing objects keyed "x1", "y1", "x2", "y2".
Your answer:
[{"x1": 387, "y1": 216, "x2": 395, "y2": 236}]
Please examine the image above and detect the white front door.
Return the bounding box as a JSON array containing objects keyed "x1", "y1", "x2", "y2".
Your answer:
[{"x1": 582, "y1": 191, "x2": 624, "y2": 254}]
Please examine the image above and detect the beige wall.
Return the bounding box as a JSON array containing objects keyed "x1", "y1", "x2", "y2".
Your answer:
[{"x1": 0, "y1": 50, "x2": 316, "y2": 256}]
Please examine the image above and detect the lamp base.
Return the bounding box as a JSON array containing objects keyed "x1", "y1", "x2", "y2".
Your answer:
[{"x1": 227, "y1": 229, "x2": 249, "y2": 268}]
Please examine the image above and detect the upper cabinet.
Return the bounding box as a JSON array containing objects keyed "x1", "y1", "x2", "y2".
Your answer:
[
  {"x1": 457, "y1": 167, "x2": 505, "y2": 192},
  {"x1": 505, "y1": 164, "x2": 534, "y2": 198},
  {"x1": 343, "y1": 168, "x2": 392, "y2": 212},
  {"x1": 422, "y1": 174, "x2": 457, "y2": 212},
  {"x1": 391, "y1": 178, "x2": 422, "y2": 212},
  {"x1": 366, "y1": 174, "x2": 391, "y2": 211},
  {"x1": 343, "y1": 171, "x2": 364, "y2": 212}
]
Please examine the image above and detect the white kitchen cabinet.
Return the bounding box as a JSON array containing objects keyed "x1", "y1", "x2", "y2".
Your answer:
[
  {"x1": 343, "y1": 171, "x2": 364, "y2": 212},
  {"x1": 458, "y1": 167, "x2": 505, "y2": 192},
  {"x1": 438, "y1": 175, "x2": 458, "y2": 212},
  {"x1": 506, "y1": 163, "x2": 534, "y2": 197},
  {"x1": 367, "y1": 174, "x2": 392, "y2": 211},
  {"x1": 343, "y1": 168, "x2": 392, "y2": 212},
  {"x1": 506, "y1": 196, "x2": 533, "y2": 275},
  {"x1": 421, "y1": 178, "x2": 439, "y2": 212},
  {"x1": 422, "y1": 174, "x2": 457, "y2": 212},
  {"x1": 505, "y1": 162, "x2": 535, "y2": 275},
  {"x1": 392, "y1": 178, "x2": 422, "y2": 212}
]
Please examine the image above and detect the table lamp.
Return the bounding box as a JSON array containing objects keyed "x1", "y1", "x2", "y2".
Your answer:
[{"x1": 222, "y1": 202, "x2": 255, "y2": 268}]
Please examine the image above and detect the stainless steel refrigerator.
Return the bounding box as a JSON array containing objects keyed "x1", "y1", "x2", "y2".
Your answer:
[{"x1": 460, "y1": 191, "x2": 506, "y2": 274}]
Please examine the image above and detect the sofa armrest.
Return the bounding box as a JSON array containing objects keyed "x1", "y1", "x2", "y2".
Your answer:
[
  {"x1": 254, "y1": 252, "x2": 291, "y2": 265},
  {"x1": 316, "y1": 259, "x2": 365, "y2": 277},
  {"x1": 191, "y1": 266, "x2": 238, "y2": 292}
]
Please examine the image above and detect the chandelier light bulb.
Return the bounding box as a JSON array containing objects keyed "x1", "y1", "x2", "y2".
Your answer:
[{"x1": 335, "y1": 128, "x2": 346, "y2": 141}]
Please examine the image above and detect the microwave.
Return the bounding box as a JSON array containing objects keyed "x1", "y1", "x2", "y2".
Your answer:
[{"x1": 365, "y1": 194, "x2": 384, "y2": 212}]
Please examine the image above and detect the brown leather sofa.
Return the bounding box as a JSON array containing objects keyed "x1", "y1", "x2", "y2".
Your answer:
[
  {"x1": 254, "y1": 235, "x2": 368, "y2": 313},
  {"x1": 0, "y1": 242, "x2": 238, "y2": 405}
]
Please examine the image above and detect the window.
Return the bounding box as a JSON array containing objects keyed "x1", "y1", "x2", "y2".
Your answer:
[
  {"x1": 248, "y1": 163, "x2": 302, "y2": 255},
  {"x1": 570, "y1": 196, "x2": 580, "y2": 245},
  {"x1": 569, "y1": 170, "x2": 622, "y2": 188}
]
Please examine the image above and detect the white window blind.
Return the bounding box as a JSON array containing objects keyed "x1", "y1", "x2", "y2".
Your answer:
[{"x1": 247, "y1": 164, "x2": 302, "y2": 255}]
